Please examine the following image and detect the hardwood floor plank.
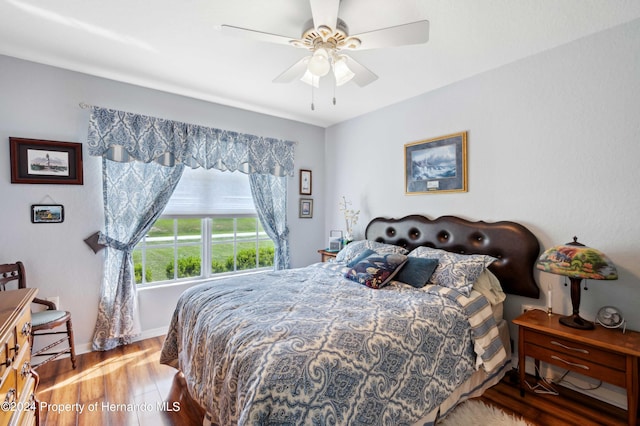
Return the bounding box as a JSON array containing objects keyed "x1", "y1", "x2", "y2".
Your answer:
[
  {"x1": 479, "y1": 370, "x2": 628, "y2": 426},
  {"x1": 35, "y1": 337, "x2": 628, "y2": 426}
]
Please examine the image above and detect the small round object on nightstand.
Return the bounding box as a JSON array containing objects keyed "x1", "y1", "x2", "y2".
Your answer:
[{"x1": 596, "y1": 306, "x2": 626, "y2": 332}]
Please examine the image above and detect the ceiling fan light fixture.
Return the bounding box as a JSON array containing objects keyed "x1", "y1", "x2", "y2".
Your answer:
[
  {"x1": 333, "y1": 56, "x2": 355, "y2": 86},
  {"x1": 300, "y1": 69, "x2": 320, "y2": 88},
  {"x1": 307, "y1": 48, "x2": 331, "y2": 76}
]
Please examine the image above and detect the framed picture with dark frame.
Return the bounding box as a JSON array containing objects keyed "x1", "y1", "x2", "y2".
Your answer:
[
  {"x1": 404, "y1": 131, "x2": 467, "y2": 194},
  {"x1": 299, "y1": 169, "x2": 312, "y2": 195},
  {"x1": 10, "y1": 137, "x2": 84, "y2": 185},
  {"x1": 299, "y1": 198, "x2": 313, "y2": 218},
  {"x1": 31, "y1": 204, "x2": 64, "y2": 223}
]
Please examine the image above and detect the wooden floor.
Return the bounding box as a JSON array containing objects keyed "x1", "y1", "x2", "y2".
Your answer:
[{"x1": 35, "y1": 336, "x2": 629, "y2": 426}]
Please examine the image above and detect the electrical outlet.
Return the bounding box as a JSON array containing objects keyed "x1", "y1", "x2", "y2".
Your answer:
[{"x1": 521, "y1": 304, "x2": 545, "y2": 314}]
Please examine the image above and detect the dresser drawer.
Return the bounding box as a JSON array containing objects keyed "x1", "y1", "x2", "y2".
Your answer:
[
  {"x1": 524, "y1": 335, "x2": 626, "y2": 387},
  {"x1": 15, "y1": 307, "x2": 31, "y2": 352},
  {"x1": 0, "y1": 331, "x2": 14, "y2": 384},
  {"x1": 0, "y1": 365, "x2": 17, "y2": 426},
  {"x1": 8, "y1": 376, "x2": 37, "y2": 426}
]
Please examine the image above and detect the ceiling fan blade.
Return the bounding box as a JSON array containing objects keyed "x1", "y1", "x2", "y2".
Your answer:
[
  {"x1": 221, "y1": 24, "x2": 295, "y2": 46},
  {"x1": 343, "y1": 56, "x2": 378, "y2": 87},
  {"x1": 344, "y1": 20, "x2": 429, "y2": 50},
  {"x1": 310, "y1": 0, "x2": 340, "y2": 30},
  {"x1": 273, "y1": 57, "x2": 310, "y2": 83}
]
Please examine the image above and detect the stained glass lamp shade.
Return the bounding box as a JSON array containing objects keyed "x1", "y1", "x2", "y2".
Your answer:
[{"x1": 536, "y1": 237, "x2": 618, "y2": 330}]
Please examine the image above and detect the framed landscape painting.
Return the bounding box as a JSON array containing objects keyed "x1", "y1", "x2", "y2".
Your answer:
[
  {"x1": 404, "y1": 131, "x2": 467, "y2": 194},
  {"x1": 31, "y1": 204, "x2": 64, "y2": 223},
  {"x1": 10, "y1": 137, "x2": 84, "y2": 185}
]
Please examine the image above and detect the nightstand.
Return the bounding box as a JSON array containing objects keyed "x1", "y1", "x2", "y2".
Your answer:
[
  {"x1": 317, "y1": 249, "x2": 338, "y2": 262},
  {"x1": 514, "y1": 309, "x2": 640, "y2": 426}
]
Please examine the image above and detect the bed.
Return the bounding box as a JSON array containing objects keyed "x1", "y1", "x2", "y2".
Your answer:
[{"x1": 160, "y1": 214, "x2": 540, "y2": 425}]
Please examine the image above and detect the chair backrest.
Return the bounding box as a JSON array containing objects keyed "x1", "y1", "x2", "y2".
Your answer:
[{"x1": 0, "y1": 261, "x2": 26, "y2": 291}]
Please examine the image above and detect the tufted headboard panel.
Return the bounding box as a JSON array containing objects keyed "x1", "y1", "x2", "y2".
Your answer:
[{"x1": 365, "y1": 215, "x2": 540, "y2": 298}]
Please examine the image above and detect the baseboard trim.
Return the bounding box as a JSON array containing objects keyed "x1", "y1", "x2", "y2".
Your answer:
[{"x1": 74, "y1": 326, "x2": 169, "y2": 355}]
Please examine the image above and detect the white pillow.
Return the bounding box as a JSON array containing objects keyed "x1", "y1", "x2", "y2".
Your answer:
[
  {"x1": 407, "y1": 246, "x2": 496, "y2": 296},
  {"x1": 472, "y1": 269, "x2": 506, "y2": 305}
]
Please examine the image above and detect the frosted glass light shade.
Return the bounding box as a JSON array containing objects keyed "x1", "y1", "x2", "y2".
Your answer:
[
  {"x1": 333, "y1": 56, "x2": 355, "y2": 86},
  {"x1": 307, "y1": 48, "x2": 330, "y2": 77}
]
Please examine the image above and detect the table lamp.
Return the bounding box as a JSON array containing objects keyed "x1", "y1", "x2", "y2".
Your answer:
[{"x1": 536, "y1": 237, "x2": 617, "y2": 330}]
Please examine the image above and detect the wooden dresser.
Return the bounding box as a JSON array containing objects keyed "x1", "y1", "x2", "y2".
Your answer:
[{"x1": 1, "y1": 288, "x2": 39, "y2": 426}]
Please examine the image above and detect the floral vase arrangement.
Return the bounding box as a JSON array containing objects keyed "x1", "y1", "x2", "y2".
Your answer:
[{"x1": 339, "y1": 196, "x2": 360, "y2": 245}]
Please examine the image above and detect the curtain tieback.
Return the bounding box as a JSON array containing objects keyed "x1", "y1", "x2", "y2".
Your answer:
[
  {"x1": 277, "y1": 228, "x2": 290, "y2": 243},
  {"x1": 98, "y1": 232, "x2": 135, "y2": 252}
]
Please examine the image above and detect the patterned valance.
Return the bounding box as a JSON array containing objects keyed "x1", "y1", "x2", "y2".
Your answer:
[{"x1": 86, "y1": 106, "x2": 296, "y2": 177}]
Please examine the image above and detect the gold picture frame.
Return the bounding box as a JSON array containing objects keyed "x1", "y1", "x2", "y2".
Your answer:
[{"x1": 404, "y1": 131, "x2": 467, "y2": 194}]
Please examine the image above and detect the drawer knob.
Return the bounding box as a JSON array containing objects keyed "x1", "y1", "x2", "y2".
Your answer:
[
  {"x1": 21, "y1": 322, "x2": 32, "y2": 336},
  {"x1": 551, "y1": 340, "x2": 589, "y2": 354},
  {"x1": 551, "y1": 355, "x2": 590, "y2": 370},
  {"x1": 3, "y1": 388, "x2": 16, "y2": 405},
  {"x1": 21, "y1": 360, "x2": 31, "y2": 378}
]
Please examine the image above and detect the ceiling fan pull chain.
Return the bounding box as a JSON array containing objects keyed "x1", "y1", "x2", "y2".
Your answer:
[
  {"x1": 333, "y1": 79, "x2": 337, "y2": 106},
  {"x1": 311, "y1": 84, "x2": 315, "y2": 111}
]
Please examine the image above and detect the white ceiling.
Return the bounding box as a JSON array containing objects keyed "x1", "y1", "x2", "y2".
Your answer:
[{"x1": 1, "y1": 1, "x2": 640, "y2": 128}]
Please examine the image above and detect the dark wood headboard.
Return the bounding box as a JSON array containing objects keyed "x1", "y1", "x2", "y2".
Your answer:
[{"x1": 365, "y1": 215, "x2": 540, "y2": 298}]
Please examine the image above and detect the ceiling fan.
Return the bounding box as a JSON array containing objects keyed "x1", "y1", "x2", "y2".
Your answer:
[{"x1": 221, "y1": 0, "x2": 429, "y2": 94}]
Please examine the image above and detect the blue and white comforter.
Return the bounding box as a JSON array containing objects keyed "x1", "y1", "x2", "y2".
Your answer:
[{"x1": 160, "y1": 263, "x2": 506, "y2": 425}]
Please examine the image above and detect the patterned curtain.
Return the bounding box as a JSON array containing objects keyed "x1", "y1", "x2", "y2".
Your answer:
[
  {"x1": 93, "y1": 158, "x2": 184, "y2": 351},
  {"x1": 249, "y1": 174, "x2": 290, "y2": 270},
  {"x1": 86, "y1": 106, "x2": 295, "y2": 350}
]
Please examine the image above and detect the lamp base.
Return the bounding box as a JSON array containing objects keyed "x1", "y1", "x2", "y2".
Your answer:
[{"x1": 559, "y1": 314, "x2": 595, "y2": 330}]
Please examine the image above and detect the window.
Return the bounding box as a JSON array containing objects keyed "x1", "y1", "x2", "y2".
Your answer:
[{"x1": 133, "y1": 168, "x2": 274, "y2": 286}]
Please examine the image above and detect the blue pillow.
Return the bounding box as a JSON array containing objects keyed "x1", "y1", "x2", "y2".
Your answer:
[
  {"x1": 395, "y1": 257, "x2": 439, "y2": 288},
  {"x1": 344, "y1": 253, "x2": 408, "y2": 289}
]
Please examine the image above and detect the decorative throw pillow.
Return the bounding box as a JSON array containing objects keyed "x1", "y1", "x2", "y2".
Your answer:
[
  {"x1": 346, "y1": 249, "x2": 376, "y2": 267},
  {"x1": 394, "y1": 257, "x2": 439, "y2": 288},
  {"x1": 335, "y1": 240, "x2": 409, "y2": 265},
  {"x1": 407, "y1": 246, "x2": 496, "y2": 296},
  {"x1": 344, "y1": 253, "x2": 408, "y2": 289}
]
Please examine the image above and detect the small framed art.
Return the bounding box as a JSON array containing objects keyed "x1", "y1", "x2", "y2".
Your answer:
[
  {"x1": 31, "y1": 204, "x2": 64, "y2": 223},
  {"x1": 404, "y1": 131, "x2": 467, "y2": 194},
  {"x1": 299, "y1": 198, "x2": 313, "y2": 218},
  {"x1": 299, "y1": 169, "x2": 312, "y2": 195},
  {"x1": 10, "y1": 137, "x2": 84, "y2": 185}
]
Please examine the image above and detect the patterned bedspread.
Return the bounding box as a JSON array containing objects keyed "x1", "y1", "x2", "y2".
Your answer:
[{"x1": 160, "y1": 262, "x2": 506, "y2": 425}]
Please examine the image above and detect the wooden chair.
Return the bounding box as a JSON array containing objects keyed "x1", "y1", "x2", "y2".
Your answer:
[{"x1": 0, "y1": 261, "x2": 77, "y2": 369}]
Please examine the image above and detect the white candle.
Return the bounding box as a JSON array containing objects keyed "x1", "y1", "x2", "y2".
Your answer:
[{"x1": 547, "y1": 289, "x2": 552, "y2": 309}]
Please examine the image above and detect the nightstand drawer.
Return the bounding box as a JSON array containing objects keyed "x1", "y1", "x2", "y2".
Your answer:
[
  {"x1": 524, "y1": 340, "x2": 626, "y2": 387},
  {"x1": 524, "y1": 329, "x2": 626, "y2": 371}
]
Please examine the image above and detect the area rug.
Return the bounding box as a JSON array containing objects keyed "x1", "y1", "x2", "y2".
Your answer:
[{"x1": 438, "y1": 399, "x2": 533, "y2": 426}]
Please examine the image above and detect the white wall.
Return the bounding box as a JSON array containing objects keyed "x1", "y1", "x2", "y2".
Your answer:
[
  {"x1": 0, "y1": 54, "x2": 326, "y2": 352},
  {"x1": 324, "y1": 18, "x2": 640, "y2": 407}
]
